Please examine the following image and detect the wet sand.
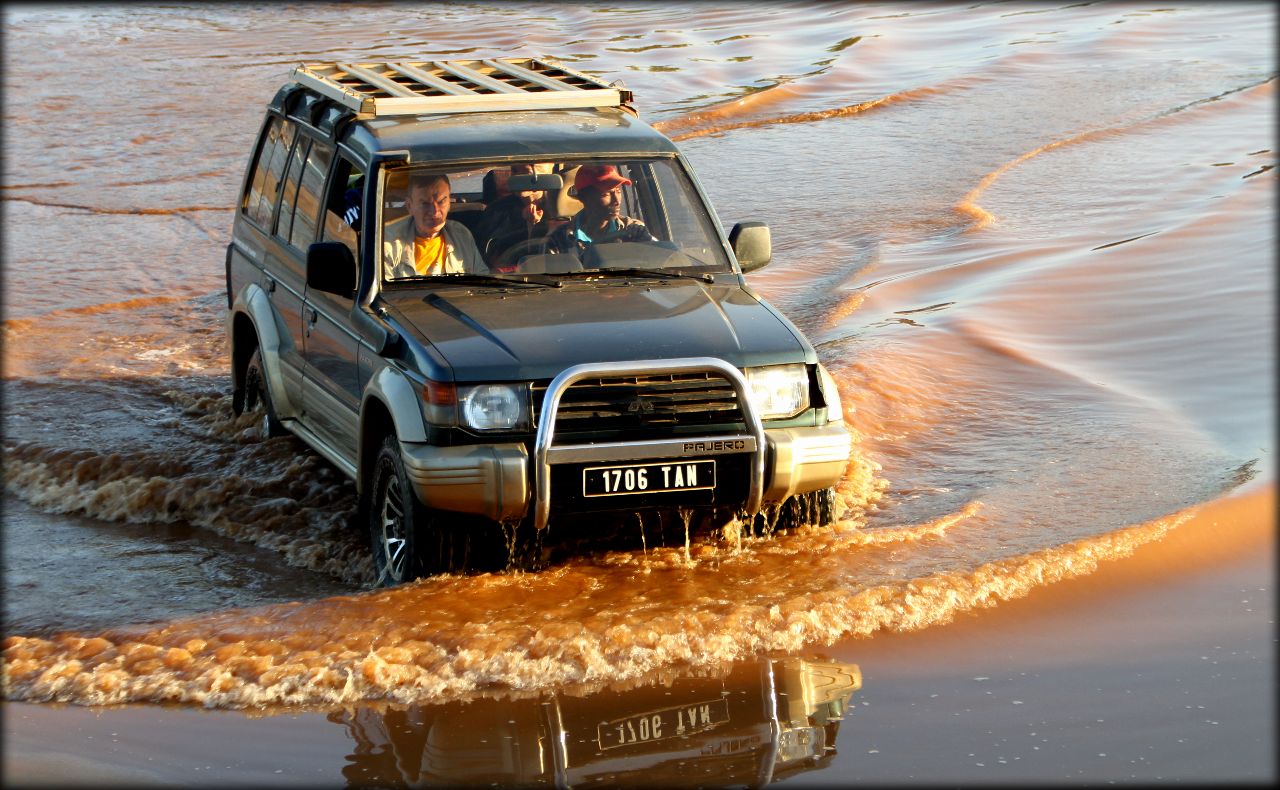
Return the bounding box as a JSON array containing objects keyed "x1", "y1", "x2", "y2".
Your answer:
[
  {"x1": 4, "y1": 482, "x2": 1271, "y2": 785},
  {"x1": 819, "y1": 481, "x2": 1275, "y2": 783}
]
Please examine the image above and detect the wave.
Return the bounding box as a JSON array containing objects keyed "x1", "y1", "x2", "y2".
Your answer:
[
  {"x1": 0, "y1": 195, "x2": 231, "y2": 215},
  {"x1": 105, "y1": 170, "x2": 229, "y2": 188},
  {"x1": 956, "y1": 78, "x2": 1275, "y2": 232},
  {"x1": 660, "y1": 81, "x2": 961, "y2": 143},
  {"x1": 3, "y1": 295, "x2": 200, "y2": 335},
  {"x1": 2, "y1": 390, "x2": 374, "y2": 587},
  {"x1": 2, "y1": 292, "x2": 228, "y2": 380},
  {"x1": 0, "y1": 415, "x2": 884, "y2": 589},
  {"x1": 0, "y1": 180, "x2": 75, "y2": 190},
  {"x1": 0, "y1": 172, "x2": 225, "y2": 191},
  {"x1": 0, "y1": 495, "x2": 1208, "y2": 710}
]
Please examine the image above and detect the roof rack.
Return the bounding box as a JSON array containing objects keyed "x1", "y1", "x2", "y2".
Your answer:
[{"x1": 289, "y1": 58, "x2": 631, "y2": 117}]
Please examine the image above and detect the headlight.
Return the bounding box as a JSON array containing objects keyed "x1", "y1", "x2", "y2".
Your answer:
[
  {"x1": 744, "y1": 363, "x2": 810, "y2": 420},
  {"x1": 458, "y1": 383, "x2": 529, "y2": 431}
]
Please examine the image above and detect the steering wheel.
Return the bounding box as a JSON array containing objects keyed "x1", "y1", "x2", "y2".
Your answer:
[{"x1": 494, "y1": 237, "x2": 550, "y2": 271}]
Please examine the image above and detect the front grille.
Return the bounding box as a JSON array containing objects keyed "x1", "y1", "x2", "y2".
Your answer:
[{"x1": 532, "y1": 371, "x2": 745, "y2": 435}]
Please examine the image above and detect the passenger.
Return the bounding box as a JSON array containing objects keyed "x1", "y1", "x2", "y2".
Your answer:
[
  {"x1": 382, "y1": 173, "x2": 484, "y2": 279},
  {"x1": 544, "y1": 165, "x2": 654, "y2": 257},
  {"x1": 481, "y1": 167, "x2": 511, "y2": 205},
  {"x1": 340, "y1": 174, "x2": 363, "y2": 229},
  {"x1": 476, "y1": 163, "x2": 550, "y2": 265}
]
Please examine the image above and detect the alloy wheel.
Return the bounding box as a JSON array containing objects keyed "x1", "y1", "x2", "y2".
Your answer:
[{"x1": 377, "y1": 469, "x2": 409, "y2": 583}]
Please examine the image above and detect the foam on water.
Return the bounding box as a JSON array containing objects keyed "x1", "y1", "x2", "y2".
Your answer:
[{"x1": 1, "y1": 501, "x2": 1197, "y2": 709}]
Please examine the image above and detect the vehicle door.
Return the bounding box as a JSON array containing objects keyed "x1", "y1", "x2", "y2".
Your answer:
[
  {"x1": 237, "y1": 116, "x2": 309, "y2": 411},
  {"x1": 300, "y1": 152, "x2": 364, "y2": 460}
]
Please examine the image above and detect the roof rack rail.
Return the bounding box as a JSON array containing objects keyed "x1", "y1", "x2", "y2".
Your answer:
[{"x1": 289, "y1": 57, "x2": 631, "y2": 117}]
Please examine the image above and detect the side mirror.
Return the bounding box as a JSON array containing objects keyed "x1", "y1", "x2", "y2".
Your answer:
[
  {"x1": 507, "y1": 173, "x2": 563, "y2": 192},
  {"x1": 306, "y1": 242, "x2": 357, "y2": 298},
  {"x1": 729, "y1": 221, "x2": 771, "y2": 273}
]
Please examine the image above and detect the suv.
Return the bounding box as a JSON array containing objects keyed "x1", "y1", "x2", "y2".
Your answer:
[{"x1": 226, "y1": 58, "x2": 850, "y2": 585}]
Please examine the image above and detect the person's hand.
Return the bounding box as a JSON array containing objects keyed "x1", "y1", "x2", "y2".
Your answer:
[{"x1": 522, "y1": 197, "x2": 544, "y2": 227}]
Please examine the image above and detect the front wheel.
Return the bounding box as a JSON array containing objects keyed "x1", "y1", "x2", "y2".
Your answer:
[
  {"x1": 368, "y1": 435, "x2": 426, "y2": 586},
  {"x1": 367, "y1": 436, "x2": 490, "y2": 585}
]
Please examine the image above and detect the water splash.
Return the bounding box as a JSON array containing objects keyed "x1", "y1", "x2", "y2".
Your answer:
[{"x1": 1, "y1": 501, "x2": 1201, "y2": 710}]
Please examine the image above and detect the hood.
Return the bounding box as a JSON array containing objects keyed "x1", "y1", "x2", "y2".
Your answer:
[{"x1": 383, "y1": 280, "x2": 811, "y2": 382}]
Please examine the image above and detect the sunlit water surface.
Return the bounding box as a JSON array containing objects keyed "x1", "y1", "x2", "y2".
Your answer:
[{"x1": 2, "y1": 6, "x2": 1273, "y2": 768}]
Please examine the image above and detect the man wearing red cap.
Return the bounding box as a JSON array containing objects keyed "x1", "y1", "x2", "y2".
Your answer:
[{"x1": 545, "y1": 164, "x2": 654, "y2": 258}]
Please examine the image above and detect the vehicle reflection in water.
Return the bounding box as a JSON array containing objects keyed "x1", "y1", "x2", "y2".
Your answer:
[{"x1": 329, "y1": 656, "x2": 861, "y2": 787}]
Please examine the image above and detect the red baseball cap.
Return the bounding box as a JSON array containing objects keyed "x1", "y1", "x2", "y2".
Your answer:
[{"x1": 574, "y1": 164, "x2": 631, "y2": 193}]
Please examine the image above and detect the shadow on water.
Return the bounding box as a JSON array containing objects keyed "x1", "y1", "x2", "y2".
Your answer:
[{"x1": 329, "y1": 655, "x2": 860, "y2": 788}]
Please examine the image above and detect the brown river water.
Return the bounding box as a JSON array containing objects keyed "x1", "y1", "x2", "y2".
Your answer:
[{"x1": 2, "y1": 2, "x2": 1274, "y2": 785}]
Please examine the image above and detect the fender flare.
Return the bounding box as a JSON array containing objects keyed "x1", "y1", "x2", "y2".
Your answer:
[
  {"x1": 357, "y1": 365, "x2": 431, "y2": 495},
  {"x1": 228, "y1": 282, "x2": 301, "y2": 419},
  {"x1": 361, "y1": 366, "x2": 430, "y2": 443}
]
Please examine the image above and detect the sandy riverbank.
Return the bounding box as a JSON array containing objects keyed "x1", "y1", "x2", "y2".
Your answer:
[{"x1": 816, "y1": 480, "x2": 1276, "y2": 783}]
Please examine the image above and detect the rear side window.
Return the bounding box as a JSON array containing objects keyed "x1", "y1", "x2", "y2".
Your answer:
[
  {"x1": 243, "y1": 116, "x2": 296, "y2": 228},
  {"x1": 275, "y1": 136, "x2": 310, "y2": 241},
  {"x1": 289, "y1": 140, "x2": 334, "y2": 250}
]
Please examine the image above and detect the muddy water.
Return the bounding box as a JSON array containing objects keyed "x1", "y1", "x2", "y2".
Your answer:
[{"x1": 2, "y1": 1, "x2": 1274, "y2": 784}]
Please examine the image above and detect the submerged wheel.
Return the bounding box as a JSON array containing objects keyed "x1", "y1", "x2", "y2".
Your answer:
[
  {"x1": 368, "y1": 435, "x2": 490, "y2": 585},
  {"x1": 242, "y1": 348, "x2": 287, "y2": 438},
  {"x1": 368, "y1": 435, "x2": 425, "y2": 586}
]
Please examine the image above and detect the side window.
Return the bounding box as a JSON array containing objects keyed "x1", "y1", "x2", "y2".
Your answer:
[
  {"x1": 322, "y1": 155, "x2": 364, "y2": 266},
  {"x1": 244, "y1": 116, "x2": 295, "y2": 228},
  {"x1": 274, "y1": 136, "x2": 310, "y2": 241},
  {"x1": 290, "y1": 140, "x2": 333, "y2": 250}
]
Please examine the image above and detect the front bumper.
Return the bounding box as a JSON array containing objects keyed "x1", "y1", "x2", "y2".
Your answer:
[{"x1": 399, "y1": 419, "x2": 850, "y2": 524}]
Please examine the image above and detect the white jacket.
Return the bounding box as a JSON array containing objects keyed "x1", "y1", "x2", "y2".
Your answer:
[{"x1": 381, "y1": 217, "x2": 484, "y2": 279}]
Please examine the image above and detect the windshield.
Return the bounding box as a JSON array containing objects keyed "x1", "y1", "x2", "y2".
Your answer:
[{"x1": 378, "y1": 158, "x2": 733, "y2": 284}]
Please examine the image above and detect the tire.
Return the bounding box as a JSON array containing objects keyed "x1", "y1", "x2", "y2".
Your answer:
[
  {"x1": 368, "y1": 434, "x2": 427, "y2": 586},
  {"x1": 367, "y1": 435, "x2": 484, "y2": 585},
  {"x1": 243, "y1": 348, "x2": 287, "y2": 438}
]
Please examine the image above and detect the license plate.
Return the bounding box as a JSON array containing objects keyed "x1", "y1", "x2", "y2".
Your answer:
[
  {"x1": 598, "y1": 698, "x2": 730, "y2": 750},
  {"x1": 583, "y1": 460, "x2": 716, "y2": 497}
]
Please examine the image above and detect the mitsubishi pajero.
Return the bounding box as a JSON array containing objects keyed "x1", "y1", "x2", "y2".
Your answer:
[{"x1": 226, "y1": 58, "x2": 850, "y2": 585}]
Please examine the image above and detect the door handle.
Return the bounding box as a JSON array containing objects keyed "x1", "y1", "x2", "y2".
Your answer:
[
  {"x1": 308, "y1": 308, "x2": 319, "y2": 324},
  {"x1": 265, "y1": 277, "x2": 276, "y2": 294}
]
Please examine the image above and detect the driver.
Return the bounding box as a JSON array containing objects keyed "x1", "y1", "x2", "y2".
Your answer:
[{"x1": 544, "y1": 165, "x2": 653, "y2": 257}]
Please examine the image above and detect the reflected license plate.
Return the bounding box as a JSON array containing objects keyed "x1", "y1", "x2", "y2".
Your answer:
[
  {"x1": 583, "y1": 460, "x2": 716, "y2": 497},
  {"x1": 598, "y1": 698, "x2": 730, "y2": 750}
]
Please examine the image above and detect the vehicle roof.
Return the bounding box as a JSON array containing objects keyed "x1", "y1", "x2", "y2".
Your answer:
[
  {"x1": 356, "y1": 105, "x2": 678, "y2": 164},
  {"x1": 272, "y1": 83, "x2": 679, "y2": 166}
]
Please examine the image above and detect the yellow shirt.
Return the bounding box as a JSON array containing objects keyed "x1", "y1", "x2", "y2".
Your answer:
[{"x1": 413, "y1": 234, "x2": 447, "y2": 275}]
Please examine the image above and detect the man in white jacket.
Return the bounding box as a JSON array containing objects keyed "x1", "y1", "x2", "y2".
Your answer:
[{"x1": 382, "y1": 174, "x2": 484, "y2": 280}]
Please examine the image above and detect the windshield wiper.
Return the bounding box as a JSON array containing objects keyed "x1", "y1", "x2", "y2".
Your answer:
[
  {"x1": 394, "y1": 273, "x2": 562, "y2": 289},
  {"x1": 570, "y1": 268, "x2": 716, "y2": 283}
]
